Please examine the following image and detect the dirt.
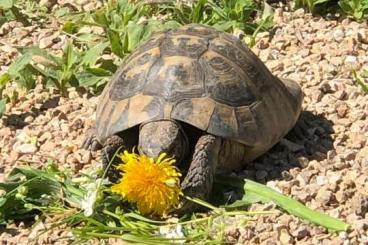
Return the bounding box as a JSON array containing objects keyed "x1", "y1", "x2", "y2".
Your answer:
[{"x1": 0, "y1": 3, "x2": 367, "y2": 245}]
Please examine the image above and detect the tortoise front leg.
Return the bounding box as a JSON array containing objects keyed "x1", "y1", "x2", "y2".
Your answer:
[
  {"x1": 102, "y1": 135, "x2": 126, "y2": 183},
  {"x1": 82, "y1": 127, "x2": 102, "y2": 151},
  {"x1": 180, "y1": 134, "x2": 221, "y2": 213}
]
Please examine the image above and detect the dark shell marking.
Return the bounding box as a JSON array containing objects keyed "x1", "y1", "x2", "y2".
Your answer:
[{"x1": 95, "y1": 24, "x2": 303, "y2": 161}]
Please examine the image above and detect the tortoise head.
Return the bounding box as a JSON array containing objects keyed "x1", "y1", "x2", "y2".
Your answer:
[{"x1": 138, "y1": 120, "x2": 189, "y2": 164}]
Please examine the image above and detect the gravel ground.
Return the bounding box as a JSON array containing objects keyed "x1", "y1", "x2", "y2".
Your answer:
[{"x1": 0, "y1": 4, "x2": 368, "y2": 245}]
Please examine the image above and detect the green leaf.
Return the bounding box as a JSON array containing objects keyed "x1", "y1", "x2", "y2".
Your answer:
[
  {"x1": 216, "y1": 175, "x2": 349, "y2": 232},
  {"x1": 7, "y1": 52, "x2": 34, "y2": 78},
  {"x1": 0, "y1": 0, "x2": 15, "y2": 9},
  {"x1": 0, "y1": 73, "x2": 11, "y2": 88},
  {"x1": 126, "y1": 21, "x2": 145, "y2": 51},
  {"x1": 0, "y1": 181, "x2": 21, "y2": 193},
  {"x1": 54, "y1": 7, "x2": 70, "y2": 17},
  {"x1": 76, "y1": 72, "x2": 106, "y2": 87},
  {"x1": 338, "y1": 0, "x2": 352, "y2": 12},
  {"x1": 107, "y1": 30, "x2": 124, "y2": 58},
  {"x1": 245, "y1": 179, "x2": 349, "y2": 231},
  {"x1": 0, "y1": 99, "x2": 6, "y2": 117},
  {"x1": 63, "y1": 42, "x2": 79, "y2": 71},
  {"x1": 314, "y1": 0, "x2": 332, "y2": 4},
  {"x1": 352, "y1": 70, "x2": 368, "y2": 94},
  {"x1": 262, "y1": 1, "x2": 274, "y2": 20},
  {"x1": 221, "y1": 191, "x2": 272, "y2": 210},
  {"x1": 212, "y1": 21, "x2": 236, "y2": 32},
  {"x1": 86, "y1": 67, "x2": 111, "y2": 76},
  {"x1": 81, "y1": 42, "x2": 109, "y2": 67},
  {"x1": 93, "y1": 8, "x2": 109, "y2": 27},
  {"x1": 190, "y1": 0, "x2": 207, "y2": 23},
  {"x1": 62, "y1": 21, "x2": 78, "y2": 34},
  {"x1": 361, "y1": 69, "x2": 368, "y2": 78},
  {"x1": 16, "y1": 65, "x2": 36, "y2": 90},
  {"x1": 353, "y1": 10, "x2": 364, "y2": 19},
  {"x1": 100, "y1": 59, "x2": 118, "y2": 73}
]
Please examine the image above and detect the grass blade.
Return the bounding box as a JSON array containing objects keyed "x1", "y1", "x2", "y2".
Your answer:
[
  {"x1": 244, "y1": 179, "x2": 349, "y2": 231},
  {"x1": 216, "y1": 175, "x2": 349, "y2": 232}
]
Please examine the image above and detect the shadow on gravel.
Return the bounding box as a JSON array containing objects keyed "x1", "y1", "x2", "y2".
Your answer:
[
  {"x1": 241, "y1": 110, "x2": 335, "y2": 183},
  {"x1": 1, "y1": 96, "x2": 60, "y2": 129},
  {"x1": 1, "y1": 108, "x2": 41, "y2": 129},
  {"x1": 211, "y1": 110, "x2": 335, "y2": 205}
]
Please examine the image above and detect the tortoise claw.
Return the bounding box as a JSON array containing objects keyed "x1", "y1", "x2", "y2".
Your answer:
[
  {"x1": 102, "y1": 135, "x2": 126, "y2": 183},
  {"x1": 82, "y1": 128, "x2": 102, "y2": 151}
]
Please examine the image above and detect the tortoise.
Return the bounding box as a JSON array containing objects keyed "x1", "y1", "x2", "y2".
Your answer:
[{"x1": 83, "y1": 24, "x2": 303, "y2": 211}]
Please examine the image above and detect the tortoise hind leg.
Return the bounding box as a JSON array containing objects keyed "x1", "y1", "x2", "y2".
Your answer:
[{"x1": 179, "y1": 134, "x2": 221, "y2": 213}]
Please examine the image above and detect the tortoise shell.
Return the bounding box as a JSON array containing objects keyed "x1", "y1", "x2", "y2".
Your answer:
[{"x1": 95, "y1": 24, "x2": 302, "y2": 152}]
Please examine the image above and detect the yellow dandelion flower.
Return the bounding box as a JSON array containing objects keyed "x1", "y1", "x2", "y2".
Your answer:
[{"x1": 111, "y1": 150, "x2": 182, "y2": 216}]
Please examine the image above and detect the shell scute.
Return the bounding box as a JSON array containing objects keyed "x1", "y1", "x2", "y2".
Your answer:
[{"x1": 143, "y1": 56, "x2": 205, "y2": 101}]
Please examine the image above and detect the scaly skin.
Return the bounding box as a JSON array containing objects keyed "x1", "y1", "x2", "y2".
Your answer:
[
  {"x1": 179, "y1": 134, "x2": 221, "y2": 213},
  {"x1": 102, "y1": 135, "x2": 125, "y2": 183}
]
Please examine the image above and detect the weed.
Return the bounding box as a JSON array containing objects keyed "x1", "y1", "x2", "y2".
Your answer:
[
  {"x1": 0, "y1": 161, "x2": 348, "y2": 242},
  {"x1": 4, "y1": 43, "x2": 114, "y2": 96},
  {"x1": 352, "y1": 69, "x2": 368, "y2": 94},
  {"x1": 338, "y1": 0, "x2": 368, "y2": 20},
  {"x1": 1, "y1": 0, "x2": 273, "y2": 105}
]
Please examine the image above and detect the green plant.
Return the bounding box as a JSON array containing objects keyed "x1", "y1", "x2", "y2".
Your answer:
[
  {"x1": 294, "y1": 0, "x2": 332, "y2": 14},
  {"x1": 66, "y1": 0, "x2": 181, "y2": 58},
  {"x1": 0, "y1": 0, "x2": 50, "y2": 26},
  {"x1": 338, "y1": 0, "x2": 368, "y2": 20},
  {"x1": 352, "y1": 69, "x2": 368, "y2": 94},
  {"x1": 0, "y1": 73, "x2": 10, "y2": 116},
  {"x1": 2, "y1": 0, "x2": 274, "y2": 101},
  {"x1": 3, "y1": 42, "x2": 115, "y2": 96},
  {"x1": 66, "y1": 0, "x2": 273, "y2": 57},
  {"x1": 0, "y1": 0, "x2": 30, "y2": 26},
  {"x1": 294, "y1": 0, "x2": 368, "y2": 19},
  {"x1": 159, "y1": 0, "x2": 272, "y2": 34},
  {"x1": 0, "y1": 160, "x2": 348, "y2": 243}
]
